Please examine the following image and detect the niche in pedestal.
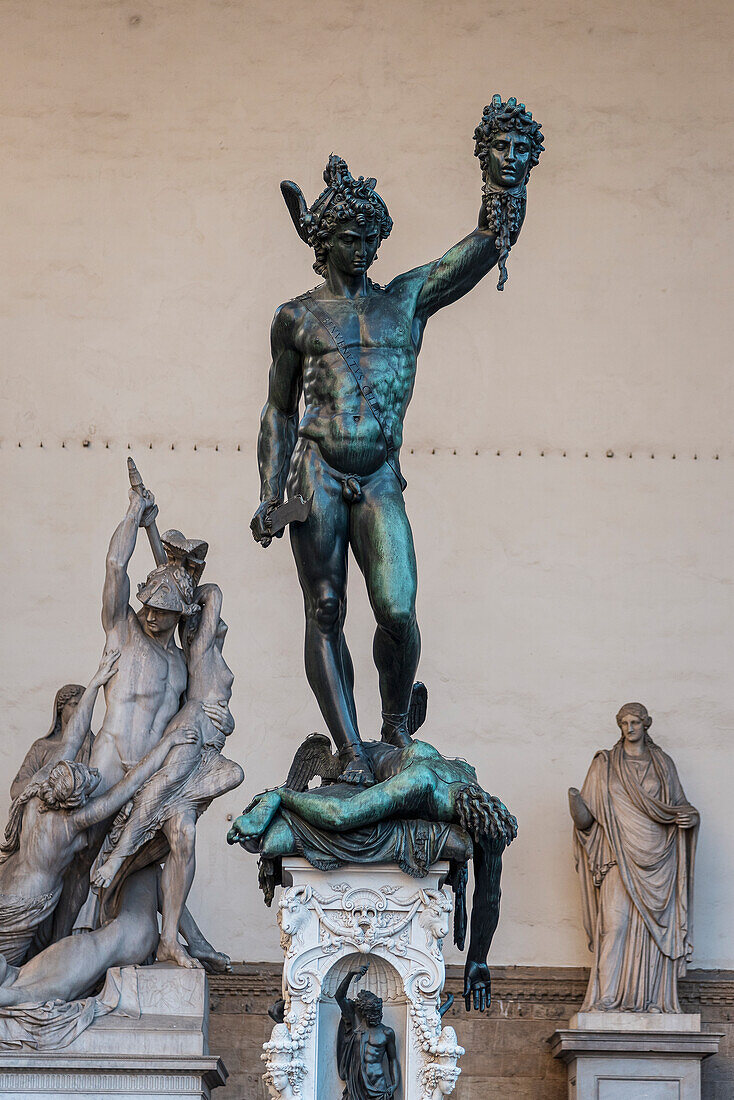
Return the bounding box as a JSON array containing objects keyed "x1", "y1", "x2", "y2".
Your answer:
[{"x1": 319, "y1": 952, "x2": 406, "y2": 1100}]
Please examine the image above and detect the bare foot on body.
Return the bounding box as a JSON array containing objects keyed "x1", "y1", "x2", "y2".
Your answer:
[
  {"x1": 92, "y1": 856, "x2": 124, "y2": 890},
  {"x1": 227, "y1": 790, "x2": 282, "y2": 844},
  {"x1": 189, "y1": 945, "x2": 232, "y2": 974},
  {"x1": 156, "y1": 937, "x2": 203, "y2": 969}
]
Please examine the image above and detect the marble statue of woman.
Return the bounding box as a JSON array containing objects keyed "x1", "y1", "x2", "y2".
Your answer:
[
  {"x1": 10, "y1": 683, "x2": 89, "y2": 800},
  {"x1": 568, "y1": 702, "x2": 699, "y2": 1013},
  {"x1": 0, "y1": 864, "x2": 160, "y2": 1009}
]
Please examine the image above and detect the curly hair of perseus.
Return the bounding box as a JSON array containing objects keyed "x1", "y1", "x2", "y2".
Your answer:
[
  {"x1": 455, "y1": 784, "x2": 518, "y2": 850},
  {"x1": 301, "y1": 155, "x2": 393, "y2": 278},
  {"x1": 355, "y1": 989, "x2": 383, "y2": 1018},
  {"x1": 473, "y1": 95, "x2": 545, "y2": 291}
]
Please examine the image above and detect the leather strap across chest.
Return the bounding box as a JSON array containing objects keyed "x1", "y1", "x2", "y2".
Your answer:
[{"x1": 298, "y1": 291, "x2": 407, "y2": 492}]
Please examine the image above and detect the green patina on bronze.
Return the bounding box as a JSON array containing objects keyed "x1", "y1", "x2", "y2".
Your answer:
[{"x1": 236, "y1": 98, "x2": 544, "y2": 1014}]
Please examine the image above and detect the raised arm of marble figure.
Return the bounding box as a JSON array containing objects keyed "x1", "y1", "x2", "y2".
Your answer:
[
  {"x1": 568, "y1": 786, "x2": 594, "y2": 831},
  {"x1": 101, "y1": 488, "x2": 152, "y2": 634},
  {"x1": 46, "y1": 650, "x2": 120, "y2": 767},
  {"x1": 189, "y1": 584, "x2": 223, "y2": 657},
  {"x1": 69, "y1": 725, "x2": 198, "y2": 832}
]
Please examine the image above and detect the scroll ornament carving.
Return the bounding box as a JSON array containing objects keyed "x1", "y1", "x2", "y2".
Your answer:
[{"x1": 267, "y1": 872, "x2": 462, "y2": 1099}]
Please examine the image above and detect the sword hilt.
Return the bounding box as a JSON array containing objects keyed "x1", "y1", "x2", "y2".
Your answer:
[{"x1": 127, "y1": 457, "x2": 167, "y2": 566}]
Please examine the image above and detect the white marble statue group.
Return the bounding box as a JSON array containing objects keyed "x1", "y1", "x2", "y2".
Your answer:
[
  {"x1": 0, "y1": 460, "x2": 243, "y2": 1041},
  {"x1": 0, "y1": 454, "x2": 702, "y2": 1083}
]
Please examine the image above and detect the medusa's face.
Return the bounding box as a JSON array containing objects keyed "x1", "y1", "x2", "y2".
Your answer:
[{"x1": 485, "y1": 130, "x2": 532, "y2": 189}]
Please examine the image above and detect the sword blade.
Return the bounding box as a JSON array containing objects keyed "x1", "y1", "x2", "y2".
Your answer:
[{"x1": 267, "y1": 494, "x2": 313, "y2": 535}]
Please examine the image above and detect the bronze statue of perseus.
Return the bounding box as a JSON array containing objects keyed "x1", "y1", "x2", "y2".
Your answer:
[{"x1": 252, "y1": 98, "x2": 544, "y2": 785}]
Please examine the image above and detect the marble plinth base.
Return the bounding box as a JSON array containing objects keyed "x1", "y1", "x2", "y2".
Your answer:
[
  {"x1": 263, "y1": 858, "x2": 463, "y2": 1100},
  {"x1": 550, "y1": 1012, "x2": 722, "y2": 1100},
  {"x1": 0, "y1": 964, "x2": 228, "y2": 1099}
]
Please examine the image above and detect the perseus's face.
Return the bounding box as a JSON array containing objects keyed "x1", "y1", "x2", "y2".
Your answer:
[
  {"x1": 485, "y1": 130, "x2": 532, "y2": 189},
  {"x1": 326, "y1": 218, "x2": 380, "y2": 276}
]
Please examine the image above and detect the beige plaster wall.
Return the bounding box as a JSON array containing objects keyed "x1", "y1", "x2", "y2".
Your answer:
[{"x1": 1, "y1": 0, "x2": 732, "y2": 968}]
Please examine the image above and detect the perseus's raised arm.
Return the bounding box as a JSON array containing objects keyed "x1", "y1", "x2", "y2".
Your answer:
[
  {"x1": 257, "y1": 305, "x2": 303, "y2": 506},
  {"x1": 412, "y1": 200, "x2": 525, "y2": 320},
  {"x1": 334, "y1": 963, "x2": 368, "y2": 1020},
  {"x1": 102, "y1": 490, "x2": 147, "y2": 634}
]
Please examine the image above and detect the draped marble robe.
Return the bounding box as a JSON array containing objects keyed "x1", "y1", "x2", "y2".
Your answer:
[{"x1": 573, "y1": 739, "x2": 697, "y2": 1013}]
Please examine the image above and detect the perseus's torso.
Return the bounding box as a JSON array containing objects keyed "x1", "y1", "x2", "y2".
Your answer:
[
  {"x1": 362, "y1": 1026, "x2": 390, "y2": 1082},
  {"x1": 294, "y1": 288, "x2": 421, "y2": 476}
]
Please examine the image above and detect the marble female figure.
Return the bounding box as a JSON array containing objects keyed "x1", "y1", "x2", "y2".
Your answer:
[
  {"x1": 568, "y1": 703, "x2": 698, "y2": 1013},
  {"x1": 10, "y1": 683, "x2": 88, "y2": 800}
]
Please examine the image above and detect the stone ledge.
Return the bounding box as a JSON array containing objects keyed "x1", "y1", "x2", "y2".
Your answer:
[
  {"x1": 570, "y1": 1011, "x2": 702, "y2": 1032},
  {"x1": 549, "y1": 1029, "x2": 724, "y2": 1062},
  {"x1": 209, "y1": 964, "x2": 734, "y2": 1008},
  {"x1": 0, "y1": 1054, "x2": 228, "y2": 1095}
]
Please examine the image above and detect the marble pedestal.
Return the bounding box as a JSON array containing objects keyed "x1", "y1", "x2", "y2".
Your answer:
[
  {"x1": 550, "y1": 1011, "x2": 722, "y2": 1100},
  {"x1": 263, "y1": 858, "x2": 463, "y2": 1100},
  {"x1": 0, "y1": 964, "x2": 228, "y2": 1100}
]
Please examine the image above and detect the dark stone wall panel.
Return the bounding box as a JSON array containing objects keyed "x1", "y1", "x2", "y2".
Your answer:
[{"x1": 208, "y1": 965, "x2": 734, "y2": 1099}]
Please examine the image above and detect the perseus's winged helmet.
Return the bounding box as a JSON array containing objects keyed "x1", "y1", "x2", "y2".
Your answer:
[{"x1": 280, "y1": 155, "x2": 392, "y2": 275}]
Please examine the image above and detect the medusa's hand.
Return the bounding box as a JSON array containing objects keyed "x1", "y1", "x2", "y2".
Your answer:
[{"x1": 463, "y1": 960, "x2": 491, "y2": 1012}]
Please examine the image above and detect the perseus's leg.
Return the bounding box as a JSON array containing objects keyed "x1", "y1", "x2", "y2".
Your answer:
[
  {"x1": 289, "y1": 444, "x2": 372, "y2": 781},
  {"x1": 350, "y1": 467, "x2": 420, "y2": 746}
]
